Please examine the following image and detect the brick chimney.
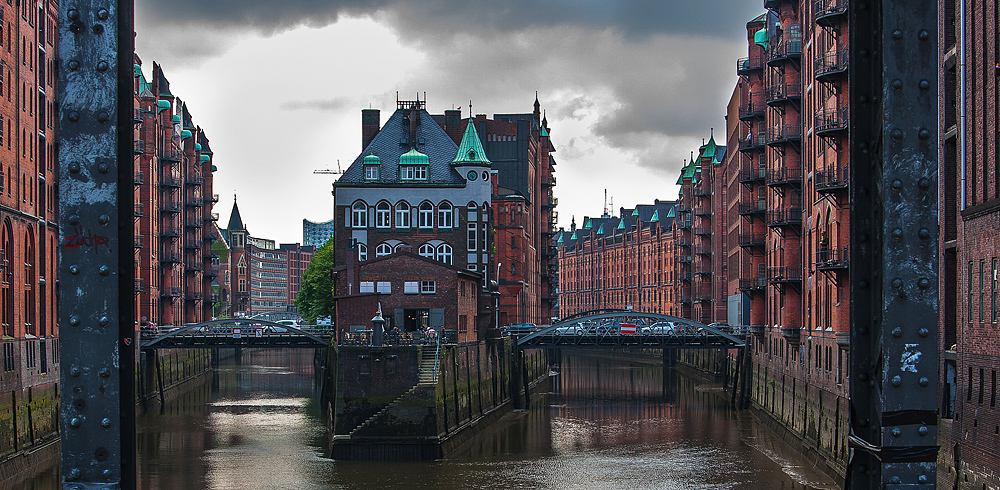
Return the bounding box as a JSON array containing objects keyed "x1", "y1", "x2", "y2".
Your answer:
[{"x1": 361, "y1": 109, "x2": 380, "y2": 150}]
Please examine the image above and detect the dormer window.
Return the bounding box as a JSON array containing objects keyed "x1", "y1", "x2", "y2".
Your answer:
[
  {"x1": 365, "y1": 165, "x2": 379, "y2": 180},
  {"x1": 401, "y1": 166, "x2": 427, "y2": 180}
]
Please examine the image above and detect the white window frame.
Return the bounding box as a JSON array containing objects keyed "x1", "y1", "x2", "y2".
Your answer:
[
  {"x1": 375, "y1": 243, "x2": 392, "y2": 257},
  {"x1": 404, "y1": 281, "x2": 419, "y2": 294},
  {"x1": 395, "y1": 201, "x2": 411, "y2": 229},
  {"x1": 437, "y1": 243, "x2": 453, "y2": 265},
  {"x1": 418, "y1": 244, "x2": 435, "y2": 258},
  {"x1": 413, "y1": 166, "x2": 428, "y2": 180},
  {"x1": 467, "y1": 223, "x2": 477, "y2": 251},
  {"x1": 438, "y1": 202, "x2": 453, "y2": 228},
  {"x1": 376, "y1": 281, "x2": 391, "y2": 294},
  {"x1": 420, "y1": 280, "x2": 436, "y2": 294},
  {"x1": 364, "y1": 165, "x2": 379, "y2": 180},
  {"x1": 419, "y1": 202, "x2": 434, "y2": 229},
  {"x1": 360, "y1": 281, "x2": 375, "y2": 293},
  {"x1": 400, "y1": 166, "x2": 415, "y2": 180},
  {"x1": 375, "y1": 201, "x2": 391, "y2": 228},
  {"x1": 352, "y1": 201, "x2": 368, "y2": 228},
  {"x1": 357, "y1": 243, "x2": 368, "y2": 261}
]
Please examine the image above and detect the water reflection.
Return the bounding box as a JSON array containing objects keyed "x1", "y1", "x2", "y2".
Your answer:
[{"x1": 22, "y1": 349, "x2": 841, "y2": 489}]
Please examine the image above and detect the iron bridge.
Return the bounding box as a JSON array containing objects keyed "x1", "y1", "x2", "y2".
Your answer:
[
  {"x1": 140, "y1": 319, "x2": 333, "y2": 349},
  {"x1": 516, "y1": 311, "x2": 746, "y2": 349}
]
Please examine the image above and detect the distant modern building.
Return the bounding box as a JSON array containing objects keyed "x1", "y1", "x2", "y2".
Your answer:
[{"x1": 303, "y1": 218, "x2": 336, "y2": 248}]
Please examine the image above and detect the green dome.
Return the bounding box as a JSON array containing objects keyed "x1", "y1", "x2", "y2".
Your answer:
[
  {"x1": 363, "y1": 154, "x2": 381, "y2": 165},
  {"x1": 399, "y1": 148, "x2": 430, "y2": 166}
]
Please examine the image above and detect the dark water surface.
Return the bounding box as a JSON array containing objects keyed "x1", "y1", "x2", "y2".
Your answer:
[{"x1": 15, "y1": 349, "x2": 841, "y2": 489}]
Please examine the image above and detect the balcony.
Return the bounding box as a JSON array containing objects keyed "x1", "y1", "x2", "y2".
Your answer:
[
  {"x1": 676, "y1": 236, "x2": 692, "y2": 247},
  {"x1": 694, "y1": 287, "x2": 713, "y2": 302},
  {"x1": 694, "y1": 206, "x2": 711, "y2": 217},
  {"x1": 693, "y1": 227, "x2": 712, "y2": 236},
  {"x1": 542, "y1": 197, "x2": 558, "y2": 208},
  {"x1": 766, "y1": 166, "x2": 802, "y2": 186},
  {"x1": 739, "y1": 277, "x2": 767, "y2": 292},
  {"x1": 814, "y1": 48, "x2": 849, "y2": 82},
  {"x1": 134, "y1": 203, "x2": 144, "y2": 217},
  {"x1": 133, "y1": 171, "x2": 144, "y2": 185},
  {"x1": 678, "y1": 273, "x2": 692, "y2": 282},
  {"x1": 767, "y1": 37, "x2": 802, "y2": 66},
  {"x1": 185, "y1": 240, "x2": 202, "y2": 250},
  {"x1": 677, "y1": 220, "x2": 692, "y2": 230},
  {"x1": 159, "y1": 148, "x2": 182, "y2": 163},
  {"x1": 185, "y1": 219, "x2": 203, "y2": 229},
  {"x1": 814, "y1": 106, "x2": 849, "y2": 136},
  {"x1": 542, "y1": 176, "x2": 556, "y2": 187},
  {"x1": 739, "y1": 200, "x2": 767, "y2": 216},
  {"x1": 185, "y1": 196, "x2": 204, "y2": 207},
  {"x1": 739, "y1": 165, "x2": 767, "y2": 183},
  {"x1": 159, "y1": 174, "x2": 182, "y2": 188},
  {"x1": 186, "y1": 291, "x2": 204, "y2": 301},
  {"x1": 160, "y1": 252, "x2": 182, "y2": 264},
  {"x1": 738, "y1": 100, "x2": 766, "y2": 121},
  {"x1": 134, "y1": 139, "x2": 146, "y2": 155},
  {"x1": 694, "y1": 246, "x2": 712, "y2": 256},
  {"x1": 185, "y1": 174, "x2": 204, "y2": 186},
  {"x1": 738, "y1": 233, "x2": 766, "y2": 249},
  {"x1": 134, "y1": 108, "x2": 144, "y2": 123},
  {"x1": 694, "y1": 186, "x2": 711, "y2": 198},
  {"x1": 694, "y1": 268, "x2": 711, "y2": 277},
  {"x1": 134, "y1": 235, "x2": 144, "y2": 248},
  {"x1": 737, "y1": 52, "x2": 764, "y2": 74},
  {"x1": 160, "y1": 201, "x2": 182, "y2": 213},
  {"x1": 767, "y1": 266, "x2": 802, "y2": 284},
  {"x1": 134, "y1": 278, "x2": 144, "y2": 292},
  {"x1": 815, "y1": 165, "x2": 849, "y2": 192},
  {"x1": 678, "y1": 295, "x2": 692, "y2": 304},
  {"x1": 765, "y1": 81, "x2": 802, "y2": 105},
  {"x1": 767, "y1": 207, "x2": 802, "y2": 228},
  {"x1": 765, "y1": 124, "x2": 802, "y2": 146},
  {"x1": 815, "y1": 246, "x2": 849, "y2": 271},
  {"x1": 678, "y1": 255, "x2": 692, "y2": 264},
  {"x1": 209, "y1": 212, "x2": 220, "y2": 221},
  {"x1": 160, "y1": 227, "x2": 181, "y2": 238},
  {"x1": 160, "y1": 287, "x2": 182, "y2": 298},
  {"x1": 738, "y1": 132, "x2": 766, "y2": 152},
  {"x1": 815, "y1": 0, "x2": 848, "y2": 27},
  {"x1": 185, "y1": 259, "x2": 203, "y2": 272},
  {"x1": 209, "y1": 193, "x2": 220, "y2": 203}
]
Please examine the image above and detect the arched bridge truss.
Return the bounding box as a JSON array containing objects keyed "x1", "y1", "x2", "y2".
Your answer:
[
  {"x1": 516, "y1": 312, "x2": 746, "y2": 349},
  {"x1": 140, "y1": 319, "x2": 332, "y2": 349}
]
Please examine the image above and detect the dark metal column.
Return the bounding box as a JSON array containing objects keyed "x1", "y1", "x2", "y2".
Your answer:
[
  {"x1": 849, "y1": 0, "x2": 939, "y2": 487},
  {"x1": 58, "y1": 1, "x2": 136, "y2": 488}
]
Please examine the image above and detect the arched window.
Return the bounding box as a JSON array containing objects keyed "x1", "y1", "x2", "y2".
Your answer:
[
  {"x1": 395, "y1": 201, "x2": 410, "y2": 229},
  {"x1": 375, "y1": 201, "x2": 391, "y2": 228},
  {"x1": 393, "y1": 243, "x2": 408, "y2": 253},
  {"x1": 357, "y1": 243, "x2": 368, "y2": 261},
  {"x1": 23, "y1": 231, "x2": 34, "y2": 336},
  {"x1": 436, "y1": 243, "x2": 453, "y2": 265},
  {"x1": 438, "y1": 201, "x2": 453, "y2": 229},
  {"x1": 419, "y1": 201, "x2": 434, "y2": 228},
  {"x1": 1, "y1": 221, "x2": 11, "y2": 338},
  {"x1": 418, "y1": 244, "x2": 435, "y2": 259},
  {"x1": 352, "y1": 201, "x2": 368, "y2": 228},
  {"x1": 375, "y1": 243, "x2": 392, "y2": 257}
]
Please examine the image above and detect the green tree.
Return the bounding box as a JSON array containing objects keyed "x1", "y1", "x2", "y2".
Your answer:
[{"x1": 295, "y1": 238, "x2": 337, "y2": 325}]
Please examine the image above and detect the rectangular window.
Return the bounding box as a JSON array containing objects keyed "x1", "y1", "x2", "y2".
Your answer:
[
  {"x1": 969, "y1": 261, "x2": 974, "y2": 323},
  {"x1": 467, "y1": 223, "x2": 477, "y2": 251},
  {"x1": 413, "y1": 166, "x2": 427, "y2": 180},
  {"x1": 376, "y1": 281, "x2": 391, "y2": 294},
  {"x1": 459, "y1": 315, "x2": 467, "y2": 333},
  {"x1": 993, "y1": 258, "x2": 997, "y2": 323},
  {"x1": 360, "y1": 281, "x2": 374, "y2": 293},
  {"x1": 421, "y1": 280, "x2": 436, "y2": 294},
  {"x1": 400, "y1": 166, "x2": 414, "y2": 180},
  {"x1": 404, "y1": 281, "x2": 419, "y2": 294},
  {"x1": 980, "y1": 259, "x2": 986, "y2": 323},
  {"x1": 364, "y1": 166, "x2": 379, "y2": 180}
]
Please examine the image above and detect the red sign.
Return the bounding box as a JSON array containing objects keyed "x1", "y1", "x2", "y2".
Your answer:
[
  {"x1": 620, "y1": 323, "x2": 636, "y2": 335},
  {"x1": 233, "y1": 328, "x2": 241, "y2": 339}
]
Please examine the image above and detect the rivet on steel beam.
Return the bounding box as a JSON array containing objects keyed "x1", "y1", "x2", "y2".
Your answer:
[
  {"x1": 892, "y1": 228, "x2": 903, "y2": 238},
  {"x1": 70, "y1": 417, "x2": 81, "y2": 428},
  {"x1": 68, "y1": 111, "x2": 79, "y2": 122},
  {"x1": 891, "y1": 278, "x2": 903, "y2": 289},
  {"x1": 919, "y1": 80, "x2": 930, "y2": 90},
  {"x1": 918, "y1": 228, "x2": 931, "y2": 239},
  {"x1": 892, "y1": 427, "x2": 902, "y2": 437},
  {"x1": 919, "y1": 30, "x2": 930, "y2": 40},
  {"x1": 68, "y1": 162, "x2": 81, "y2": 173},
  {"x1": 68, "y1": 214, "x2": 80, "y2": 225},
  {"x1": 67, "y1": 60, "x2": 80, "y2": 71},
  {"x1": 918, "y1": 426, "x2": 928, "y2": 436},
  {"x1": 101, "y1": 418, "x2": 111, "y2": 428},
  {"x1": 919, "y1": 328, "x2": 929, "y2": 337},
  {"x1": 97, "y1": 162, "x2": 110, "y2": 173},
  {"x1": 98, "y1": 214, "x2": 110, "y2": 225},
  {"x1": 96, "y1": 60, "x2": 109, "y2": 72},
  {"x1": 69, "y1": 265, "x2": 79, "y2": 275},
  {"x1": 99, "y1": 316, "x2": 109, "y2": 327},
  {"x1": 919, "y1": 177, "x2": 931, "y2": 189},
  {"x1": 919, "y1": 475, "x2": 928, "y2": 483},
  {"x1": 99, "y1": 368, "x2": 110, "y2": 378},
  {"x1": 97, "y1": 8, "x2": 109, "y2": 20},
  {"x1": 892, "y1": 375, "x2": 902, "y2": 387},
  {"x1": 99, "y1": 265, "x2": 110, "y2": 276},
  {"x1": 891, "y1": 179, "x2": 902, "y2": 190},
  {"x1": 67, "y1": 9, "x2": 79, "y2": 20},
  {"x1": 918, "y1": 278, "x2": 930, "y2": 289},
  {"x1": 891, "y1": 79, "x2": 902, "y2": 89},
  {"x1": 92, "y1": 23, "x2": 104, "y2": 35},
  {"x1": 69, "y1": 315, "x2": 80, "y2": 326},
  {"x1": 70, "y1": 366, "x2": 80, "y2": 377},
  {"x1": 919, "y1": 377, "x2": 929, "y2": 386},
  {"x1": 892, "y1": 327, "x2": 902, "y2": 337},
  {"x1": 890, "y1": 476, "x2": 901, "y2": 484},
  {"x1": 919, "y1": 128, "x2": 931, "y2": 140},
  {"x1": 96, "y1": 111, "x2": 109, "y2": 123},
  {"x1": 69, "y1": 468, "x2": 81, "y2": 480},
  {"x1": 892, "y1": 29, "x2": 903, "y2": 40},
  {"x1": 891, "y1": 129, "x2": 903, "y2": 140}
]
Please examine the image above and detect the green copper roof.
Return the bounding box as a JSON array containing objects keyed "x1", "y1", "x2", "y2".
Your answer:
[
  {"x1": 363, "y1": 153, "x2": 381, "y2": 166},
  {"x1": 701, "y1": 134, "x2": 717, "y2": 159},
  {"x1": 181, "y1": 129, "x2": 192, "y2": 140},
  {"x1": 557, "y1": 234, "x2": 564, "y2": 243},
  {"x1": 616, "y1": 220, "x2": 625, "y2": 230},
  {"x1": 666, "y1": 206, "x2": 676, "y2": 218},
  {"x1": 540, "y1": 126, "x2": 549, "y2": 137},
  {"x1": 171, "y1": 115, "x2": 181, "y2": 124},
  {"x1": 571, "y1": 230, "x2": 578, "y2": 240},
  {"x1": 195, "y1": 143, "x2": 202, "y2": 151},
  {"x1": 583, "y1": 217, "x2": 592, "y2": 229},
  {"x1": 631, "y1": 208, "x2": 639, "y2": 216},
  {"x1": 650, "y1": 210, "x2": 660, "y2": 222},
  {"x1": 200, "y1": 155, "x2": 210, "y2": 163},
  {"x1": 452, "y1": 120, "x2": 491, "y2": 166},
  {"x1": 597, "y1": 224, "x2": 605, "y2": 235},
  {"x1": 156, "y1": 100, "x2": 171, "y2": 112},
  {"x1": 755, "y1": 28, "x2": 768, "y2": 50},
  {"x1": 211, "y1": 165, "x2": 218, "y2": 172},
  {"x1": 399, "y1": 148, "x2": 430, "y2": 166}
]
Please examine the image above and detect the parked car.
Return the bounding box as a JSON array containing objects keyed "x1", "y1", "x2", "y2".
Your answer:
[
  {"x1": 504, "y1": 323, "x2": 537, "y2": 337},
  {"x1": 594, "y1": 322, "x2": 620, "y2": 335},
  {"x1": 707, "y1": 322, "x2": 732, "y2": 334},
  {"x1": 554, "y1": 323, "x2": 589, "y2": 336},
  {"x1": 641, "y1": 322, "x2": 677, "y2": 335}
]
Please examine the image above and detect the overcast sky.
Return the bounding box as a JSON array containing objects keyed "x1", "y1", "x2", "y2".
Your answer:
[{"x1": 135, "y1": 1, "x2": 763, "y2": 244}]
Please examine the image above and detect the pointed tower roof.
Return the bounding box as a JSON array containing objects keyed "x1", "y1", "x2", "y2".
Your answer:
[
  {"x1": 700, "y1": 130, "x2": 717, "y2": 159},
  {"x1": 227, "y1": 196, "x2": 245, "y2": 232},
  {"x1": 452, "y1": 119, "x2": 492, "y2": 166}
]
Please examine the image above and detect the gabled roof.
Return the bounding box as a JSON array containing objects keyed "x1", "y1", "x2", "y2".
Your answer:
[
  {"x1": 700, "y1": 133, "x2": 717, "y2": 160},
  {"x1": 336, "y1": 108, "x2": 464, "y2": 187},
  {"x1": 182, "y1": 103, "x2": 195, "y2": 130},
  {"x1": 226, "y1": 197, "x2": 245, "y2": 232},
  {"x1": 153, "y1": 62, "x2": 172, "y2": 97},
  {"x1": 452, "y1": 118, "x2": 491, "y2": 166}
]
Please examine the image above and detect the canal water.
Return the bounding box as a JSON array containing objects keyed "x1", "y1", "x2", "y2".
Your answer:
[{"x1": 16, "y1": 349, "x2": 841, "y2": 489}]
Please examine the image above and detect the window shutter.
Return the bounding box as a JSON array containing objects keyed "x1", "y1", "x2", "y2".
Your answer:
[{"x1": 429, "y1": 308, "x2": 444, "y2": 327}]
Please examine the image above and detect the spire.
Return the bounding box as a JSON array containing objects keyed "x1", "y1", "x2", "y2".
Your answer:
[
  {"x1": 227, "y1": 195, "x2": 245, "y2": 232},
  {"x1": 452, "y1": 118, "x2": 492, "y2": 166}
]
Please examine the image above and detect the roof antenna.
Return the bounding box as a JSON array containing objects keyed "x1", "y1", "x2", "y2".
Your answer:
[
  {"x1": 469, "y1": 100, "x2": 473, "y2": 118},
  {"x1": 603, "y1": 189, "x2": 608, "y2": 217}
]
